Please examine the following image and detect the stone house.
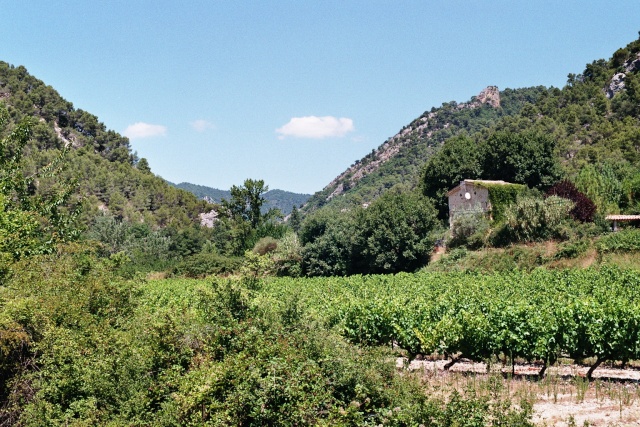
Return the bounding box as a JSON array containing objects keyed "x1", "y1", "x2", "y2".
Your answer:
[{"x1": 447, "y1": 179, "x2": 511, "y2": 228}]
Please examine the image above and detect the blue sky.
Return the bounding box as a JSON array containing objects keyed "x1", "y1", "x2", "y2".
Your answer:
[{"x1": 3, "y1": 1, "x2": 640, "y2": 194}]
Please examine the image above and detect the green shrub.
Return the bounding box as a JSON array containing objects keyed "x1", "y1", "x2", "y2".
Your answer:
[
  {"x1": 597, "y1": 228, "x2": 640, "y2": 254},
  {"x1": 172, "y1": 253, "x2": 242, "y2": 278},
  {"x1": 272, "y1": 231, "x2": 303, "y2": 277},
  {"x1": 554, "y1": 239, "x2": 590, "y2": 260},
  {"x1": 449, "y1": 212, "x2": 490, "y2": 249},
  {"x1": 496, "y1": 195, "x2": 573, "y2": 244},
  {"x1": 483, "y1": 182, "x2": 527, "y2": 222},
  {"x1": 252, "y1": 236, "x2": 278, "y2": 255}
]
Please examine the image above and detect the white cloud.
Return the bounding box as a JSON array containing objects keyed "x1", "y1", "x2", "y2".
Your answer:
[
  {"x1": 276, "y1": 116, "x2": 354, "y2": 139},
  {"x1": 123, "y1": 122, "x2": 167, "y2": 139},
  {"x1": 190, "y1": 119, "x2": 215, "y2": 132}
]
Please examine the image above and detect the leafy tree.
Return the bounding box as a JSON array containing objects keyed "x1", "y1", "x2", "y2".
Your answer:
[
  {"x1": 220, "y1": 179, "x2": 283, "y2": 255},
  {"x1": 0, "y1": 105, "x2": 78, "y2": 265},
  {"x1": 300, "y1": 208, "x2": 356, "y2": 276},
  {"x1": 288, "y1": 205, "x2": 302, "y2": 233},
  {"x1": 353, "y1": 191, "x2": 438, "y2": 273},
  {"x1": 136, "y1": 157, "x2": 151, "y2": 174},
  {"x1": 480, "y1": 131, "x2": 561, "y2": 190},
  {"x1": 223, "y1": 179, "x2": 270, "y2": 228},
  {"x1": 422, "y1": 135, "x2": 483, "y2": 219}
]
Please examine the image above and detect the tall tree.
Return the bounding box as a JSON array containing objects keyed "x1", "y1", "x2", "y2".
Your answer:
[
  {"x1": 0, "y1": 105, "x2": 78, "y2": 266},
  {"x1": 422, "y1": 136, "x2": 483, "y2": 219},
  {"x1": 223, "y1": 179, "x2": 269, "y2": 228},
  {"x1": 220, "y1": 179, "x2": 283, "y2": 255},
  {"x1": 480, "y1": 131, "x2": 561, "y2": 190},
  {"x1": 289, "y1": 205, "x2": 301, "y2": 233}
]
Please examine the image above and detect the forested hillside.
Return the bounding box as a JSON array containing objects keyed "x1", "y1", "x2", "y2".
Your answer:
[
  {"x1": 421, "y1": 36, "x2": 640, "y2": 219},
  {"x1": 0, "y1": 61, "x2": 212, "y2": 229},
  {"x1": 303, "y1": 85, "x2": 550, "y2": 212},
  {"x1": 307, "y1": 35, "x2": 640, "y2": 218}
]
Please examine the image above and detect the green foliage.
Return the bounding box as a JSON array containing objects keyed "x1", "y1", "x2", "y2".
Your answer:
[
  {"x1": 271, "y1": 231, "x2": 303, "y2": 277},
  {"x1": 300, "y1": 192, "x2": 438, "y2": 276},
  {"x1": 574, "y1": 163, "x2": 624, "y2": 214},
  {"x1": 480, "y1": 131, "x2": 561, "y2": 189},
  {"x1": 498, "y1": 195, "x2": 574, "y2": 243},
  {"x1": 301, "y1": 208, "x2": 356, "y2": 276},
  {"x1": 449, "y1": 212, "x2": 490, "y2": 250},
  {"x1": 0, "y1": 249, "x2": 535, "y2": 425},
  {"x1": 219, "y1": 179, "x2": 285, "y2": 256},
  {"x1": 264, "y1": 267, "x2": 640, "y2": 380},
  {"x1": 171, "y1": 252, "x2": 242, "y2": 278},
  {"x1": 288, "y1": 204, "x2": 301, "y2": 232},
  {"x1": 480, "y1": 182, "x2": 527, "y2": 222},
  {"x1": 596, "y1": 228, "x2": 640, "y2": 254},
  {"x1": 354, "y1": 191, "x2": 438, "y2": 274},
  {"x1": 222, "y1": 178, "x2": 271, "y2": 228},
  {"x1": 422, "y1": 135, "x2": 483, "y2": 218},
  {"x1": 136, "y1": 157, "x2": 151, "y2": 174},
  {"x1": 87, "y1": 214, "x2": 175, "y2": 274},
  {"x1": 553, "y1": 239, "x2": 590, "y2": 260},
  {"x1": 0, "y1": 105, "x2": 79, "y2": 266}
]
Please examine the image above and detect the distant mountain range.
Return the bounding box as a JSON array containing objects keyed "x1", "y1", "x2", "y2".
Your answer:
[{"x1": 169, "y1": 182, "x2": 310, "y2": 215}]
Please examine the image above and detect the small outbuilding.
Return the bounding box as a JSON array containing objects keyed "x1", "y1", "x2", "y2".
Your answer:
[
  {"x1": 605, "y1": 214, "x2": 640, "y2": 231},
  {"x1": 447, "y1": 179, "x2": 523, "y2": 228}
]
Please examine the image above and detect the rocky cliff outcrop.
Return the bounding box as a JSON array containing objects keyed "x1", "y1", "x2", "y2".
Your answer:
[
  {"x1": 606, "y1": 73, "x2": 626, "y2": 99},
  {"x1": 321, "y1": 86, "x2": 501, "y2": 202},
  {"x1": 606, "y1": 52, "x2": 640, "y2": 99},
  {"x1": 473, "y1": 86, "x2": 501, "y2": 108}
]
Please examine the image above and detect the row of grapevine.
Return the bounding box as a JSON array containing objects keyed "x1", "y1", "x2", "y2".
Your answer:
[{"x1": 262, "y1": 267, "x2": 640, "y2": 379}]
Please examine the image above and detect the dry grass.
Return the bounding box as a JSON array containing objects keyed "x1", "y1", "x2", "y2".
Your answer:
[{"x1": 427, "y1": 239, "x2": 639, "y2": 274}]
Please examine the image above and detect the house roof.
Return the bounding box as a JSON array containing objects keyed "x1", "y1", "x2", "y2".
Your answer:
[
  {"x1": 605, "y1": 214, "x2": 640, "y2": 221},
  {"x1": 446, "y1": 179, "x2": 510, "y2": 196}
]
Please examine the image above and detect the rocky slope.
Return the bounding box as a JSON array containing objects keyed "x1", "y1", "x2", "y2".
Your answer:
[{"x1": 303, "y1": 85, "x2": 548, "y2": 212}]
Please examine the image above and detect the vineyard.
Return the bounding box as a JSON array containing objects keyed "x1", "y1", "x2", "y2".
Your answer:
[{"x1": 257, "y1": 267, "x2": 640, "y2": 380}]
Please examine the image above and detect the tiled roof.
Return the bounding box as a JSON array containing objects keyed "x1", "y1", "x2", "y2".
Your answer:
[{"x1": 605, "y1": 215, "x2": 640, "y2": 221}]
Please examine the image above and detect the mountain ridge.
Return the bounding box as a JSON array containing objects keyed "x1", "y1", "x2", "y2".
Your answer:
[
  {"x1": 303, "y1": 84, "x2": 549, "y2": 212},
  {"x1": 169, "y1": 181, "x2": 310, "y2": 215}
]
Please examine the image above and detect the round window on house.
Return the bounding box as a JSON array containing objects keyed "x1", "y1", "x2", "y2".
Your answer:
[{"x1": 464, "y1": 192, "x2": 471, "y2": 200}]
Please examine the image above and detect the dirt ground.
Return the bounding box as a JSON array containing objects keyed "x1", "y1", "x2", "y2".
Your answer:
[{"x1": 396, "y1": 358, "x2": 640, "y2": 426}]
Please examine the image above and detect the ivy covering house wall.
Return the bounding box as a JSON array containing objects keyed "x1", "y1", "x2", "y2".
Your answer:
[{"x1": 476, "y1": 182, "x2": 527, "y2": 222}]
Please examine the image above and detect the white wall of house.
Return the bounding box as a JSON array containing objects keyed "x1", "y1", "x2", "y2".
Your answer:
[{"x1": 447, "y1": 180, "x2": 498, "y2": 228}]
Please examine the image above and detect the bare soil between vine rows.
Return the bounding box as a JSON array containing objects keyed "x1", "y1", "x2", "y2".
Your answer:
[{"x1": 397, "y1": 357, "x2": 640, "y2": 426}]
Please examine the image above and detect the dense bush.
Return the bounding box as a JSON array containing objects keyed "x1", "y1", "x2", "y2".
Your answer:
[
  {"x1": 546, "y1": 180, "x2": 597, "y2": 222},
  {"x1": 495, "y1": 195, "x2": 573, "y2": 244},
  {"x1": 448, "y1": 212, "x2": 490, "y2": 249},
  {"x1": 353, "y1": 191, "x2": 438, "y2": 274},
  {"x1": 597, "y1": 228, "x2": 640, "y2": 254},
  {"x1": 301, "y1": 192, "x2": 438, "y2": 276},
  {"x1": 172, "y1": 252, "x2": 242, "y2": 278}
]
